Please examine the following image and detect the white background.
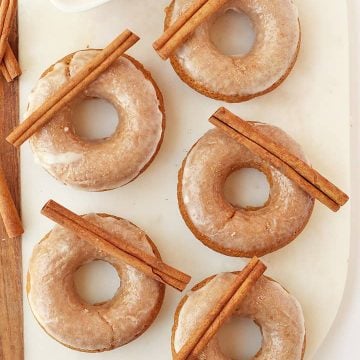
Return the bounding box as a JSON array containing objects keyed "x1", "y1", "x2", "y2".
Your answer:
[{"x1": 315, "y1": 1, "x2": 360, "y2": 358}]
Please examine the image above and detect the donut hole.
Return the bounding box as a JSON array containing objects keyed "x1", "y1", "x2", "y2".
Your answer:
[
  {"x1": 71, "y1": 98, "x2": 119, "y2": 141},
  {"x1": 210, "y1": 8, "x2": 256, "y2": 56},
  {"x1": 224, "y1": 168, "x2": 270, "y2": 210},
  {"x1": 217, "y1": 316, "x2": 262, "y2": 359},
  {"x1": 74, "y1": 260, "x2": 121, "y2": 305}
]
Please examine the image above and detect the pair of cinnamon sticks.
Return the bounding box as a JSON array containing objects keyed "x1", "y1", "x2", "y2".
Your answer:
[
  {"x1": 42, "y1": 200, "x2": 191, "y2": 291},
  {"x1": 153, "y1": 0, "x2": 228, "y2": 60},
  {"x1": 0, "y1": 0, "x2": 21, "y2": 81},
  {"x1": 7, "y1": 29, "x2": 139, "y2": 147},
  {"x1": 210, "y1": 107, "x2": 349, "y2": 212},
  {"x1": 175, "y1": 257, "x2": 266, "y2": 360}
]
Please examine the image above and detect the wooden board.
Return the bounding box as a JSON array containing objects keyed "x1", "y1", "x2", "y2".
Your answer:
[{"x1": 0, "y1": 19, "x2": 23, "y2": 360}]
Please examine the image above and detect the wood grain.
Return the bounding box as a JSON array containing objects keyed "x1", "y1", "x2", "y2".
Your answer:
[{"x1": 0, "y1": 16, "x2": 23, "y2": 360}]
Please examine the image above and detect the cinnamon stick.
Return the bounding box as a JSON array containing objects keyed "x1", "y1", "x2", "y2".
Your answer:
[
  {"x1": 7, "y1": 29, "x2": 140, "y2": 147},
  {"x1": 0, "y1": 59, "x2": 11, "y2": 82},
  {"x1": 1, "y1": 43, "x2": 20, "y2": 81},
  {"x1": 0, "y1": 0, "x2": 20, "y2": 82},
  {"x1": 41, "y1": 200, "x2": 191, "y2": 291},
  {"x1": 175, "y1": 257, "x2": 266, "y2": 360},
  {"x1": 0, "y1": 0, "x2": 17, "y2": 63},
  {"x1": 153, "y1": 0, "x2": 228, "y2": 60},
  {"x1": 210, "y1": 107, "x2": 349, "y2": 212},
  {"x1": 0, "y1": 164, "x2": 23, "y2": 238}
]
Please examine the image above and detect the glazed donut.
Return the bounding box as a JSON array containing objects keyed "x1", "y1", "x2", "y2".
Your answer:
[
  {"x1": 28, "y1": 50, "x2": 165, "y2": 191},
  {"x1": 172, "y1": 272, "x2": 306, "y2": 359},
  {"x1": 27, "y1": 213, "x2": 165, "y2": 352},
  {"x1": 178, "y1": 125, "x2": 314, "y2": 257},
  {"x1": 164, "y1": 0, "x2": 300, "y2": 102}
]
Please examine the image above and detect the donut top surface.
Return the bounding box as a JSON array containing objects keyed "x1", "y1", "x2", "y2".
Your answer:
[
  {"x1": 173, "y1": 273, "x2": 305, "y2": 359},
  {"x1": 27, "y1": 214, "x2": 165, "y2": 351},
  {"x1": 168, "y1": 0, "x2": 300, "y2": 99},
  {"x1": 28, "y1": 50, "x2": 164, "y2": 191}
]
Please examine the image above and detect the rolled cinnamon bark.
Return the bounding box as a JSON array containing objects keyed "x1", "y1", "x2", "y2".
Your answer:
[
  {"x1": 41, "y1": 200, "x2": 191, "y2": 291},
  {"x1": 0, "y1": 164, "x2": 23, "y2": 238},
  {"x1": 7, "y1": 29, "x2": 140, "y2": 146},
  {"x1": 175, "y1": 258, "x2": 266, "y2": 360},
  {"x1": 153, "y1": 0, "x2": 228, "y2": 60},
  {"x1": 210, "y1": 107, "x2": 349, "y2": 212}
]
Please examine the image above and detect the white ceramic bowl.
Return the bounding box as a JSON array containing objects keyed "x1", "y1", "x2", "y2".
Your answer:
[{"x1": 50, "y1": 0, "x2": 112, "y2": 12}]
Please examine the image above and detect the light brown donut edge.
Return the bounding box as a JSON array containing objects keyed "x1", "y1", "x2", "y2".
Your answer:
[
  {"x1": 33, "y1": 52, "x2": 166, "y2": 192},
  {"x1": 171, "y1": 273, "x2": 306, "y2": 359},
  {"x1": 177, "y1": 138, "x2": 314, "y2": 258},
  {"x1": 27, "y1": 213, "x2": 166, "y2": 353},
  {"x1": 164, "y1": 1, "x2": 301, "y2": 103}
]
